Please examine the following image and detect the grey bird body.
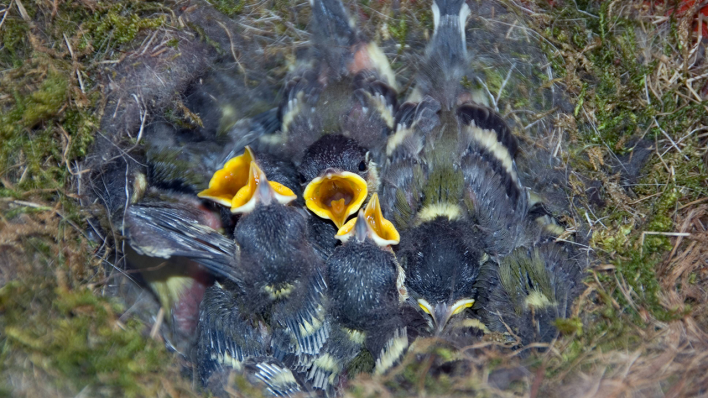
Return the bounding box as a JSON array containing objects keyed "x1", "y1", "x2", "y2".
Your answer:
[
  {"x1": 307, "y1": 213, "x2": 408, "y2": 394},
  {"x1": 380, "y1": 0, "x2": 532, "y2": 337},
  {"x1": 249, "y1": 0, "x2": 397, "y2": 163},
  {"x1": 477, "y1": 243, "x2": 584, "y2": 346}
]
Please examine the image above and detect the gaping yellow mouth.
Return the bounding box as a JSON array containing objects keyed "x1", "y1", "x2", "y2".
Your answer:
[
  {"x1": 229, "y1": 162, "x2": 296, "y2": 213},
  {"x1": 304, "y1": 171, "x2": 368, "y2": 228},
  {"x1": 336, "y1": 193, "x2": 400, "y2": 246},
  {"x1": 197, "y1": 147, "x2": 296, "y2": 213}
]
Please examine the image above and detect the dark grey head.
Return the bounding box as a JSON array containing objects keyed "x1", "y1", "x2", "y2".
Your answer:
[
  {"x1": 396, "y1": 217, "x2": 483, "y2": 334},
  {"x1": 298, "y1": 134, "x2": 370, "y2": 183}
]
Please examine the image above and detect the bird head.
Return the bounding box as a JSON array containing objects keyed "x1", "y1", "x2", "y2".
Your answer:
[
  {"x1": 198, "y1": 147, "x2": 297, "y2": 213},
  {"x1": 300, "y1": 135, "x2": 375, "y2": 228}
]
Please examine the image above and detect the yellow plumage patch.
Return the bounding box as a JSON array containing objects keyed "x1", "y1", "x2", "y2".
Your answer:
[{"x1": 416, "y1": 203, "x2": 463, "y2": 223}]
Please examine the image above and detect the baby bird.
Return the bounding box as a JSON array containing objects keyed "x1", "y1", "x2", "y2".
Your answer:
[
  {"x1": 381, "y1": 0, "x2": 527, "y2": 256},
  {"x1": 126, "y1": 161, "x2": 330, "y2": 383},
  {"x1": 299, "y1": 135, "x2": 375, "y2": 230},
  {"x1": 379, "y1": 0, "x2": 531, "y2": 337},
  {"x1": 251, "y1": 0, "x2": 397, "y2": 162},
  {"x1": 396, "y1": 218, "x2": 483, "y2": 336},
  {"x1": 298, "y1": 134, "x2": 381, "y2": 261},
  {"x1": 478, "y1": 242, "x2": 585, "y2": 346},
  {"x1": 307, "y1": 194, "x2": 407, "y2": 394},
  {"x1": 88, "y1": 140, "x2": 225, "y2": 352}
]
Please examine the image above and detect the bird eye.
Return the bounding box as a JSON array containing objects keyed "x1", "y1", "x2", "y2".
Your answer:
[
  {"x1": 358, "y1": 161, "x2": 367, "y2": 172},
  {"x1": 298, "y1": 173, "x2": 307, "y2": 184}
]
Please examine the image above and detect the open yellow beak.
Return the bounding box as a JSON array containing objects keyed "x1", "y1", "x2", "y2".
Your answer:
[
  {"x1": 336, "y1": 193, "x2": 400, "y2": 246},
  {"x1": 198, "y1": 147, "x2": 255, "y2": 206},
  {"x1": 198, "y1": 147, "x2": 296, "y2": 211},
  {"x1": 230, "y1": 161, "x2": 296, "y2": 213},
  {"x1": 303, "y1": 171, "x2": 368, "y2": 228}
]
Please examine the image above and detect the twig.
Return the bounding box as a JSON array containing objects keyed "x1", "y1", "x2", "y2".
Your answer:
[
  {"x1": 653, "y1": 117, "x2": 688, "y2": 160},
  {"x1": 14, "y1": 0, "x2": 28, "y2": 21},
  {"x1": 217, "y1": 21, "x2": 247, "y2": 76},
  {"x1": 63, "y1": 34, "x2": 86, "y2": 93},
  {"x1": 150, "y1": 307, "x2": 165, "y2": 340},
  {"x1": 640, "y1": 231, "x2": 692, "y2": 256},
  {"x1": 0, "y1": 0, "x2": 13, "y2": 31},
  {"x1": 129, "y1": 94, "x2": 147, "y2": 146},
  {"x1": 475, "y1": 76, "x2": 497, "y2": 110},
  {"x1": 678, "y1": 197, "x2": 708, "y2": 210},
  {"x1": 496, "y1": 62, "x2": 516, "y2": 107}
]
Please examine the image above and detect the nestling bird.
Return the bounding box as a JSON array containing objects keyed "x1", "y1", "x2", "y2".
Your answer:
[
  {"x1": 88, "y1": 138, "x2": 225, "y2": 353},
  {"x1": 307, "y1": 195, "x2": 407, "y2": 394},
  {"x1": 299, "y1": 134, "x2": 377, "y2": 227},
  {"x1": 377, "y1": 0, "x2": 540, "y2": 340},
  {"x1": 297, "y1": 134, "x2": 379, "y2": 260},
  {"x1": 477, "y1": 242, "x2": 585, "y2": 346},
  {"x1": 249, "y1": 0, "x2": 398, "y2": 163},
  {"x1": 126, "y1": 162, "x2": 330, "y2": 382},
  {"x1": 396, "y1": 218, "x2": 483, "y2": 336},
  {"x1": 381, "y1": 0, "x2": 528, "y2": 254}
]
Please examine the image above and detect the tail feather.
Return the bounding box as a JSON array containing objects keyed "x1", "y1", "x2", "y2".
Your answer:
[{"x1": 429, "y1": 0, "x2": 470, "y2": 65}]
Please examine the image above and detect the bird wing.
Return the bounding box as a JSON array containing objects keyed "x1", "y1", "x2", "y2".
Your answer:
[
  {"x1": 246, "y1": 357, "x2": 306, "y2": 397},
  {"x1": 305, "y1": 323, "x2": 366, "y2": 394},
  {"x1": 196, "y1": 283, "x2": 268, "y2": 384},
  {"x1": 479, "y1": 242, "x2": 584, "y2": 345},
  {"x1": 123, "y1": 202, "x2": 240, "y2": 282},
  {"x1": 381, "y1": 97, "x2": 443, "y2": 229},
  {"x1": 458, "y1": 103, "x2": 528, "y2": 255},
  {"x1": 271, "y1": 268, "x2": 330, "y2": 372}
]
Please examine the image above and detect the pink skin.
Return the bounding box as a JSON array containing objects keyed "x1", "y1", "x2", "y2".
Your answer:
[
  {"x1": 350, "y1": 44, "x2": 373, "y2": 75},
  {"x1": 172, "y1": 266, "x2": 211, "y2": 335}
]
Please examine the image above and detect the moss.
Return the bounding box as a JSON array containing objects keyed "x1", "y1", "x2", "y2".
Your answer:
[
  {"x1": 0, "y1": 69, "x2": 69, "y2": 136},
  {"x1": 555, "y1": 317, "x2": 583, "y2": 336},
  {"x1": 62, "y1": 109, "x2": 98, "y2": 160},
  {"x1": 346, "y1": 349, "x2": 375, "y2": 377},
  {"x1": 208, "y1": 0, "x2": 245, "y2": 17},
  {"x1": 388, "y1": 17, "x2": 408, "y2": 52},
  {"x1": 0, "y1": 18, "x2": 30, "y2": 68},
  {"x1": 1, "y1": 279, "x2": 179, "y2": 396},
  {"x1": 83, "y1": 2, "x2": 167, "y2": 49}
]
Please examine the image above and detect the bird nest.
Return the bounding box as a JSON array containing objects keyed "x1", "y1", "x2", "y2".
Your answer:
[{"x1": 1, "y1": 0, "x2": 707, "y2": 396}]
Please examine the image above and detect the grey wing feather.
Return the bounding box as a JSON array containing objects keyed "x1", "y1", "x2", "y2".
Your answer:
[
  {"x1": 247, "y1": 357, "x2": 306, "y2": 397},
  {"x1": 478, "y1": 243, "x2": 584, "y2": 345},
  {"x1": 272, "y1": 268, "x2": 330, "y2": 372},
  {"x1": 124, "y1": 203, "x2": 239, "y2": 282},
  {"x1": 458, "y1": 103, "x2": 528, "y2": 255},
  {"x1": 306, "y1": 323, "x2": 364, "y2": 394},
  {"x1": 197, "y1": 284, "x2": 267, "y2": 384}
]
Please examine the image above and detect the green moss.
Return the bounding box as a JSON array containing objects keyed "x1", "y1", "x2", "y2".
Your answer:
[
  {"x1": 0, "y1": 18, "x2": 30, "y2": 68},
  {"x1": 346, "y1": 349, "x2": 375, "y2": 377},
  {"x1": 555, "y1": 317, "x2": 583, "y2": 336},
  {"x1": 208, "y1": 0, "x2": 244, "y2": 17},
  {"x1": 63, "y1": 109, "x2": 98, "y2": 159},
  {"x1": 0, "y1": 69, "x2": 69, "y2": 137},
  {"x1": 388, "y1": 17, "x2": 408, "y2": 52},
  {"x1": 1, "y1": 278, "x2": 179, "y2": 397},
  {"x1": 81, "y1": 1, "x2": 169, "y2": 54}
]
